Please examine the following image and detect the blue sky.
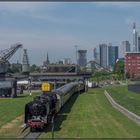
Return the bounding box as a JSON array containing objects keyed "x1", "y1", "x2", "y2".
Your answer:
[{"x1": 0, "y1": 2, "x2": 140, "y2": 65}]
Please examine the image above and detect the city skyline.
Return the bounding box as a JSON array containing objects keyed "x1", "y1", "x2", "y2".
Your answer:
[{"x1": 0, "y1": 2, "x2": 140, "y2": 65}]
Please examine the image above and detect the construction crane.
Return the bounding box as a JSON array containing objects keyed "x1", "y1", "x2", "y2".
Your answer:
[{"x1": 0, "y1": 43, "x2": 22, "y2": 74}]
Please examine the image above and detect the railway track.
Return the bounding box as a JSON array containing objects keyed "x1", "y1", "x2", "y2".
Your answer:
[
  {"x1": 23, "y1": 131, "x2": 41, "y2": 139},
  {"x1": 22, "y1": 114, "x2": 55, "y2": 139}
]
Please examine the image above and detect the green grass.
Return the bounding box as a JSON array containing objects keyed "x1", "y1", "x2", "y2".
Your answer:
[
  {"x1": 1, "y1": 87, "x2": 140, "y2": 138},
  {"x1": 106, "y1": 85, "x2": 140, "y2": 116},
  {"x1": 40, "y1": 88, "x2": 140, "y2": 138},
  {"x1": 0, "y1": 92, "x2": 40, "y2": 128}
]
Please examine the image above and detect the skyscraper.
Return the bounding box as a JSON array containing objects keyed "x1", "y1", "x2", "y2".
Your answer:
[
  {"x1": 121, "y1": 41, "x2": 131, "y2": 57},
  {"x1": 77, "y1": 50, "x2": 87, "y2": 67},
  {"x1": 108, "y1": 45, "x2": 118, "y2": 67},
  {"x1": 93, "y1": 47, "x2": 100, "y2": 65},
  {"x1": 93, "y1": 48, "x2": 97, "y2": 61},
  {"x1": 133, "y1": 22, "x2": 138, "y2": 51},
  {"x1": 99, "y1": 44, "x2": 108, "y2": 68}
]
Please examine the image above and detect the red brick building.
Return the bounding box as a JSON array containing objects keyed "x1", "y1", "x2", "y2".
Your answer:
[{"x1": 125, "y1": 52, "x2": 140, "y2": 79}]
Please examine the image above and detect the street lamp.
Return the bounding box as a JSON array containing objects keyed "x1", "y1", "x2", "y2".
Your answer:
[{"x1": 28, "y1": 76, "x2": 32, "y2": 96}]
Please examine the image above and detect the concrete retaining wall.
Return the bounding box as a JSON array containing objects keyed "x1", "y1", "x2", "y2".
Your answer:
[
  {"x1": 128, "y1": 84, "x2": 140, "y2": 93},
  {"x1": 104, "y1": 90, "x2": 140, "y2": 125}
]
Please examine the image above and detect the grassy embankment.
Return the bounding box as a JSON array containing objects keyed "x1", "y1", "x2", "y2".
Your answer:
[
  {"x1": 40, "y1": 88, "x2": 140, "y2": 138},
  {"x1": 106, "y1": 85, "x2": 140, "y2": 116},
  {"x1": 0, "y1": 92, "x2": 40, "y2": 138},
  {"x1": 1, "y1": 86, "x2": 140, "y2": 138}
]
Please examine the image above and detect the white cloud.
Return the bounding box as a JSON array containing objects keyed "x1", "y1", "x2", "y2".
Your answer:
[
  {"x1": 0, "y1": 2, "x2": 72, "y2": 26},
  {"x1": 0, "y1": 2, "x2": 61, "y2": 13}
]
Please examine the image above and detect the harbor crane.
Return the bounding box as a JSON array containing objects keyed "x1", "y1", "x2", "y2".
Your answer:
[{"x1": 0, "y1": 43, "x2": 22, "y2": 74}]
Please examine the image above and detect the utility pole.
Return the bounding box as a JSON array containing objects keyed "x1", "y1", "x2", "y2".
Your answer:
[
  {"x1": 74, "y1": 45, "x2": 78, "y2": 73},
  {"x1": 51, "y1": 115, "x2": 55, "y2": 138}
]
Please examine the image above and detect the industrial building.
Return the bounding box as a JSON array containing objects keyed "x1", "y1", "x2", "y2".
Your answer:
[
  {"x1": 57, "y1": 58, "x2": 72, "y2": 65},
  {"x1": 42, "y1": 64, "x2": 76, "y2": 73},
  {"x1": 62, "y1": 58, "x2": 72, "y2": 65},
  {"x1": 125, "y1": 52, "x2": 140, "y2": 79}
]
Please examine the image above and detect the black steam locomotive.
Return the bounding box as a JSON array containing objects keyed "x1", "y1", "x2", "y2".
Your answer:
[{"x1": 24, "y1": 82, "x2": 85, "y2": 131}]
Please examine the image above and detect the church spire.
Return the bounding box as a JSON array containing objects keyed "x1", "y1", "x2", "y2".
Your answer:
[{"x1": 46, "y1": 52, "x2": 50, "y2": 64}]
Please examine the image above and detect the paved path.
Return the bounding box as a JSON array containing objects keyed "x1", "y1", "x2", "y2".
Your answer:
[{"x1": 104, "y1": 90, "x2": 140, "y2": 125}]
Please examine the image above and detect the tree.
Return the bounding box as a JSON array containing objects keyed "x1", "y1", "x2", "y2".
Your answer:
[
  {"x1": 91, "y1": 70, "x2": 111, "y2": 83},
  {"x1": 11, "y1": 64, "x2": 20, "y2": 73},
  {"x1": 7, "y1": 64, "x2": 20, "y2": 73},
  {"x1": 30, "y1": 64, "x2": 37, "y2": 72},
  {"x1": 125, "y1": 72, "x2": 130, "y2": 79},
  {"x1": 113, "y1": 61, "x2": 124, "y2": 80}
]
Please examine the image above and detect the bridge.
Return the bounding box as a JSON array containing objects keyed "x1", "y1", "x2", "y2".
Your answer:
[
  {"x1": 11, "y1": 72, "x2": 92, "y2": 89},
  {"x1": 30, "y1": 72, "x2": 92, "y2": 82}
]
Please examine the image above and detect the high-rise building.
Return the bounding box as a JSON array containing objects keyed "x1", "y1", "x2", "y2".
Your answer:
[
  {"x1": 133, "y1": 22, "x2": 138, "y2": 51},
  {"x1": 99, "y1": 44, "x2": 108, "y2": 68},
  {"x1": 121, "y1": 41, "x2": 131, "y2": 57},
  {"x1": 93, "y1": 48, "x2": 97, "y2": 61},
  {"x1": 77, "y1": 50, "x2": 87, "y2": 67},
  {"x1": 108, "y1": 45, "x2": 118, "y2": 67},
  {"x1": 93, "y1": 47, "x2": 100, "y2": 65}
]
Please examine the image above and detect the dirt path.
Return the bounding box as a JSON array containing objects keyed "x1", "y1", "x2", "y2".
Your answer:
[{"x1": 0, "y1": 115, "x2": 25, "y2": 138}]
